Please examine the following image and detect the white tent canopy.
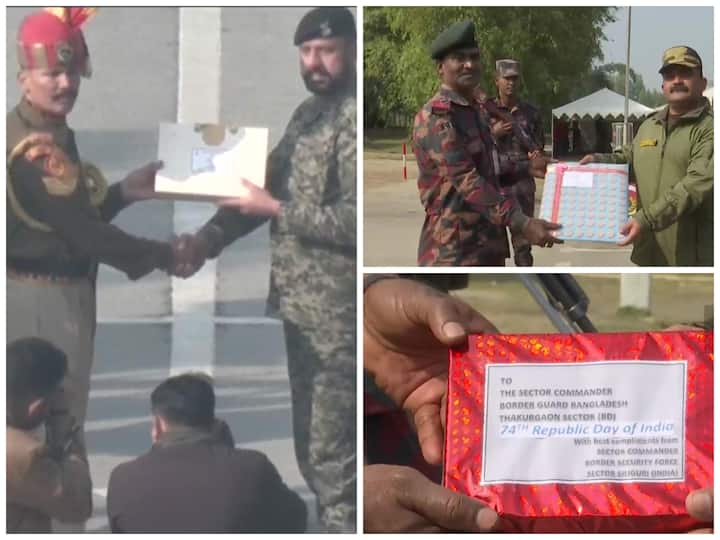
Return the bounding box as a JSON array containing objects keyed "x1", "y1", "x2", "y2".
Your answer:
[{"x1": 552, "y1": 88, "x2": 654, "y2": 120}]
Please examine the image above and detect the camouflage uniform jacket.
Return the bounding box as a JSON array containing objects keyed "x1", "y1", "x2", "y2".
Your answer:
[
  {"x1": 6, "y1": 100, "x2": 171, "y2": 280},
  {"x1": 487, "y1": 97, "x2": 544, "y2": 186},
  {"x1": 412, "y1": 85, "x2": 530, "y2": 266},
  {"x1": 201, "y1": 85, "x2": 356, "y2": 328}
]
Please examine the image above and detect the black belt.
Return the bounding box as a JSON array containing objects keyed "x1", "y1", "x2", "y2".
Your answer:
[{"x1": 7, "y1": 258, "x2": 92, "y2": 279}]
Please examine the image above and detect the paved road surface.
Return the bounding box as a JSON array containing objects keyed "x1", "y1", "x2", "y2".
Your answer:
[{"x1": 364, "y1": 171, "x2": 634, "y2": 267}]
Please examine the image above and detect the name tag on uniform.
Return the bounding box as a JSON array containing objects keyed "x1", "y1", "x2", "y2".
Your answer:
[{"x1": 639, "y1": 139, "x2": 658, "y2": 147}]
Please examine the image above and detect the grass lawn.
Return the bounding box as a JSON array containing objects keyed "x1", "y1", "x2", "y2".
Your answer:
[{"x1": 364, "y1": 127, "x2": 411, "y2": 159}]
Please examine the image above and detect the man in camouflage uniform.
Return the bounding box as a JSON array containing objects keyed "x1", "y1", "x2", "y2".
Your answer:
[
  {"x1": 7, "y1": 7, "x2": 181, "y2": 478},
  {"x1": 412, "y1": 20, "x2": 561, "y2": 266},
  {"x1": 180, "y1": 7, "x2": 357, "y2": 532},
  {"x1": 487, "y1": 59, "x2": 544, "y2": 266}
]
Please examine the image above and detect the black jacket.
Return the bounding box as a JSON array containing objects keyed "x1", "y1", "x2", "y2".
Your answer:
[{"x1": 106, "y1": 424, "x2": 307, "y2": 533}]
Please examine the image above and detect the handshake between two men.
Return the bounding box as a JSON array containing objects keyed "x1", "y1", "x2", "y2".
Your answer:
[{"x1": 119, "y1": 158, "x2": 283, "y2": 279}]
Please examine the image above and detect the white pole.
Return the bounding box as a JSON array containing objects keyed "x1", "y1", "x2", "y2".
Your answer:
[
  {"x1": 171, "y1": 7, "x2": 222, "y2": 376},
  {"x1": 623, "y1": 6, "x2": 632, "y2": 146},
  {"x1": 619, "y1": 274, "x2": 651, "y2": 312}
]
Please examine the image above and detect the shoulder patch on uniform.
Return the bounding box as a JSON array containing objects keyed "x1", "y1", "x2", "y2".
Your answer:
[
  {"x1": 42, "y1": 175, "x2": 77, "y2": 197},
  {"x1": 639, "y1": 139, "x2": 658, "y2": 148},
  {"x1": 24, "y1": 141, "x2": 79, "y2": 197}
]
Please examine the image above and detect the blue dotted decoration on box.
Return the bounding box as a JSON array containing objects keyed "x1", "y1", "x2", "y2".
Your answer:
[{"x1": 539, "y1": 162, "x2": 629, "y2": 243}]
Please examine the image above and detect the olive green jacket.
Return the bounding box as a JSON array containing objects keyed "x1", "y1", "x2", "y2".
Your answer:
[{"x1": 595, "y1": 98, "x2": 713, "y2": 266}]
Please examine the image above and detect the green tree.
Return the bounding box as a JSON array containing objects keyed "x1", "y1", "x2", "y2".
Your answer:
[{"x1": 364, "y1": 7, "x2": 617, "y2": 128}]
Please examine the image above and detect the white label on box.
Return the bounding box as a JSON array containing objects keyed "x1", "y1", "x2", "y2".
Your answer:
[
  {"x1": 155, "y1": 123, "x2": 268, "y2": 199},
  {"x1": 562, "y1": 171, "x2": 594, "y2": 188},
  {"x1": 191, "y1": 148, "x2": 217, "y2": 174},
  {"x1": 481, "y1": 361, "x2": 687, "y2": 485}
]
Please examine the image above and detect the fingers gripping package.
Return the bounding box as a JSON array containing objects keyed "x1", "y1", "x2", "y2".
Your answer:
[{"x1": 444, "y1": 331, "x2": 713, "y2": 533}]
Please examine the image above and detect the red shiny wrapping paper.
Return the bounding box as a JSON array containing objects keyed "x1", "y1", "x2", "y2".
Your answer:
[{"x1": 444, "y1": 331, "x2": 713, "y2": 533}]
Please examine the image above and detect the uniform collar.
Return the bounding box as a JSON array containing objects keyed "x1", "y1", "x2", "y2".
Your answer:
[
  {"x1": 438, "y1": 85, "x2": 475, "y2": 107},
  {"x1": 311, "y1": 76, "x2": 356, "y2": 108},
  {"x1": 154, "y1": 426, "x2": 217, "y2": 449},
  {"x1": 153, "y1": 420, "x2": 234, "y2": 449},
  {"x1": 651, "y1": 96, "x2": 711, "y2": 124},
  {"x1": 302, "y1": 81, "x2": 355, "y2": 126},
  {"x1": 16, "y1": 99, "x2": 68, "y2": 129}
]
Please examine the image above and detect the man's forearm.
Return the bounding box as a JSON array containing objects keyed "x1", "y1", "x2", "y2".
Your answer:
[{"x1": 199, "y1": 208, "x2": 269, "y2": 258}]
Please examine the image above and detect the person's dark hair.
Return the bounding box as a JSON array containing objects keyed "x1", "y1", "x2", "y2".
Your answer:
[
  {"x1": 7, "y1": 338, "x2": 67, "y2": 404},
  {"x1": 150, "y1": 373, "x2": 215, "y2": 428}
]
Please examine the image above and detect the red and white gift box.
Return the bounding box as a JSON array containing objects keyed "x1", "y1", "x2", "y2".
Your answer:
[{"x1": 445, "y1": 331, "x2": 713, "y2": 533}]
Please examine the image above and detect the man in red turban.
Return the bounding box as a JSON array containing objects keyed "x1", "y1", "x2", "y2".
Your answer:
[
  {"x1": 16, "y1": 8, "x2": 95, "y2": 116},
  {"x1": 8, "y1": 10, "x2": 185, "y2": 530}
]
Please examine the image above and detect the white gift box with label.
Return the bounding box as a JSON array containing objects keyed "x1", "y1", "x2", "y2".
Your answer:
[{"x1": 155, "y1": 123, "x2": 268, "y2": 200}]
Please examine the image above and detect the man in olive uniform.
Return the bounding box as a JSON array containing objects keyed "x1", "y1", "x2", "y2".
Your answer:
[
  {"x1": 176, "y1": 7, "x2": 357, "y2": 532},
  {"x1": 412, "y1": 20, "x2": 561, "y2": 267},
  {"x1": 488, "y1": 59, "x2": 544, "y2": 266},
  {"x1": 580, "y1": 46, "x2": 713, "y2": 266},
  {"x1": 7, "y1": 7, "x2": 181, "y2": 486}
]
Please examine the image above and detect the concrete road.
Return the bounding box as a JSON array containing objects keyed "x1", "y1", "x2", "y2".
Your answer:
[
  {"x1": 6, "y1": 7, "x2": 358, "y2": 532},
  {"x1": 364, "y1": 170, "x2": 634, "y2": 267}
]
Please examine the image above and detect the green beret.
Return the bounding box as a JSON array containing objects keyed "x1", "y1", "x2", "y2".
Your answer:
[
  {"x1": 430, "y1": 20, "x2": 478, "y2": 60},
  {"x1": 294, "y1": 7, "x2": 356, "y2": 46}
]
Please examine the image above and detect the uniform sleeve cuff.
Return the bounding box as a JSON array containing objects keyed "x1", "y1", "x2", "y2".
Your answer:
[
  {"x1": 509, "y1": 208, "x2": 530, "y2": 235},
  {"x1": 102, "y1": 182, "x2": 130, "y2": 214},
  {"x1": 634, "y1": 209, "x2": 652, "y2": 231},
  {"x1": 198, "y1": 223, "x2": 225, "y2": 259}
]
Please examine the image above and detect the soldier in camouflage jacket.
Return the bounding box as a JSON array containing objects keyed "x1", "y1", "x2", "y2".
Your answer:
[
  {"x1": 183, "y1": 8, "x2": 357, "y2": 532},
  {"x1": 413, "y1": 21, "x2": 560, "y2": 266},
  {"x1": 487, "y1": 59, "x2": 545, "y2": 266}
]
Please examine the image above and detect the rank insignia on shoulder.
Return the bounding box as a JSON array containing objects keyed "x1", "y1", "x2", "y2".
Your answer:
[{"x1": 639, "y1": 139, "x2": 658, "y2": 147}]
